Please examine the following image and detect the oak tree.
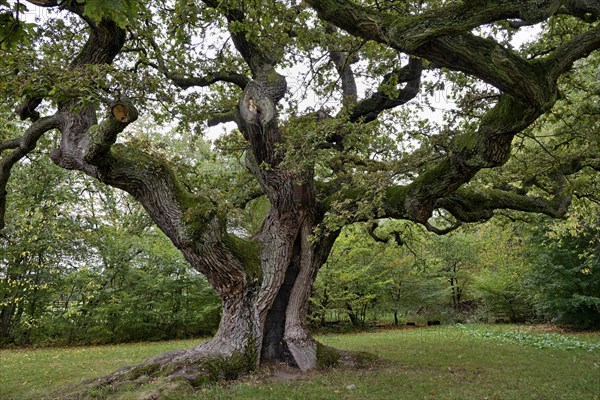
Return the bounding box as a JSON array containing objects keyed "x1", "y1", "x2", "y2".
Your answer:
[{"x1": 1, "y1": 0, "x2": 599, "y2": 386}]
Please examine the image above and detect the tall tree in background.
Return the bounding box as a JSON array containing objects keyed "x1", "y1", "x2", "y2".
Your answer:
[
  {"x1": 0, "y1": 135, "x2": 221, "y2": 346},
  {"x1": 1, "y1": 0, "x2": 599, "y2": 383}
]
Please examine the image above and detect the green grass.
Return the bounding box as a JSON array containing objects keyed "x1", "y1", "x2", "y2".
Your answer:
[
  {"x1": 1, "y1": 325, "x2": 598, "y2": 400},
  {"x1": 0, "y1": 339, "x2": 206, "y2": 400}
]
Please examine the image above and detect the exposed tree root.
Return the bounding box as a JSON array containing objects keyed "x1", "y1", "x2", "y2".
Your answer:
[{"x1": 50, "y1": 342, "x2": 376, "y2": 400}]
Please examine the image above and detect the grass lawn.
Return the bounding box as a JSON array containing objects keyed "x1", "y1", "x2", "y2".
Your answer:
[{"x1": 0, "y1": 325, "x2": 598, "y2": 400}]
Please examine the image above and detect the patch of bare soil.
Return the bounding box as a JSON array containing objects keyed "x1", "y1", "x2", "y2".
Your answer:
[
  {"x1": 258, "y1": 361, "x2": 317, "y2": 382},
  {"x1": 249, "y1": 354, "x2": 382, "y2": 384}
]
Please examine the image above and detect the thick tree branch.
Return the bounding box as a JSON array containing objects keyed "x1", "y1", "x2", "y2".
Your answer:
[
  {"x1": 543, "y1": 24, "x2": 600, "y2": 82},
  {"x1": 307, "y1": 0, "x2": 600, "y2": 109},
  {"x1": 425, "y1": 220, "x2": 463, "y2": 235},
  {"x1": 233, "y1": 189, "x2": 265, "y2": 209},
  {"x1": 202, "y1": 0, "x2": 280, "y2": 79},
  {"x1": 34, "y1": 5, "x2": 260, "y2": 297},
  {"x1": 394, "y1": 94, "x2": 538, "y2": 223},
  {"x1": 200, "y1": 0, "x2": 289, "y2": 175},
  {"x1": 310, "y1": 0, "x2": 600, "y2": 226},
  {"x1": 330, "y1": 51, "x2": 358, "y2": 105},
  {"x1": 13, "y1": 1, "x2": 126, "y2": 122},
  {"x1": 15, "y1": 98, "x2": 43, "y2": 121},
  {"x1": 236, "y1": 82, "x2": 282, "y2": 167},
  {"x1": 83, "y1": 99, "x2": 139, "y2": 165},
  {"x1": 367, "y1": 222, "x2": 404, "y2": 244},
  {"x1": 562, "y1": 0, "x2": 600, "y2": 21},
  {"x1": 202, "y1": 0, "x2": 287, "y2": 104},
  {"x1": 315, "y1": 57, "x2": 421, "y2": 151},
  {"x1": 307, "y1": 0, "x2": 560, "y2": 50},
  {"x1": 167, "y1": 71, "x2": 250, "y2": 90},
  {"x1": 0, "y1": 138, "x2": 20, "y2": 153},
  {"x1": 417, "y1": 34, "x2": 555, "y2": 108},
  {"x1": 326, "y1": 26, "x2": 359, "y2": 106},
  {"x1": 23, "y1": 0, "x2": 59, "y2": 7},
  {"x1": 68, "y1": 10, "x2": 126, "y2": 69},
  {"x1": 379, "y1": 180, "x2": 571, "y2": 231},
  {"x1": 349, "y1": 57, "x2": 422, "y2": 123},
  {"x1": 367, "y1": 222, "x2": 387, "y2": 243},
  {"x1": 436, "y1": 186, "x2": 571, "y2": 221},
  {"x1": 207, "y1": 111, "x2": 236, "y2": 127},
  {"x1": 306, "y1": 0, "x2": 600, "y2": 236}
]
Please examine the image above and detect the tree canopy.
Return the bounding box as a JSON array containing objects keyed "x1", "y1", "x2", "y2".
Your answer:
[{"x1": 1, "y1": 0, "x2": 599, "y2": 388}]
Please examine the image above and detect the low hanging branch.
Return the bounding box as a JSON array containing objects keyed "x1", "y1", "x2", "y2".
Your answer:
[
  {"x1": 0, "y1": 115, "x2": 59, "y2": 231},
  {"x1": 436, "y1": 187, "x2": 572, "y2": 222},
  {"x1": 424, "y1": 220, "x2": 463, "y2": 235}
]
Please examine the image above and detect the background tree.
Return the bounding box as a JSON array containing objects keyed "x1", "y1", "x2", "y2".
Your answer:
[
  {"x1": 471, "y1": 222, "x2": 535, "y2": 323},
  {"x1": 524, "y1": 200, "x2": 600, "y2": 329},
  {"x1": 0, "y1": 146, "x2": 79, "y2": 345},
  {"x1": 0, "y1": 0, "x2": 599, "y2": 387},
  {"x1": 312, "y1": 225, "x2": 393, "y2": 327},
  {"x1": 426, "y1": 230, "x2": 480, "y2": 314},
  {"x1": 311, "y1": 222, "x2": 444, "y2": 327},
  {"x1": 0, "y1": 129, "x2": 221, "y2": 346}
]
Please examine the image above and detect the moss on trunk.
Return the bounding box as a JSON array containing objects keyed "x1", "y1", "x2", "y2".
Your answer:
[{"x1": 224, "y1": 234, "x2": 263, "y2": 281}]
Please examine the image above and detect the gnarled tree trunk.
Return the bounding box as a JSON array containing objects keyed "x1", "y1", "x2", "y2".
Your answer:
[
  {"x1": 100, "y1": 204, "x2": 338, "y2": 385},
  {"x1": 46, "y1": 12, "x2": 338, "y2": 382},
  {"x1": 27, "y1": 4, "x2": 337, "y2": 385}
]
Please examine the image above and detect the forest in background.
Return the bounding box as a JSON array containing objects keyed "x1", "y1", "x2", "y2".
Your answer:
[
  {"x1": 1, "y1": 0, "x2": 599, "y2": 354},
  {"x1": 2, "y1": 135, "x2": 598, "y2": 347}
]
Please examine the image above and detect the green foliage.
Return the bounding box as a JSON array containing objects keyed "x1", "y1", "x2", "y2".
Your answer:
[
  {"x1": 311, "y1": 209, "x2": 599, "y2": 329},
  {"x1": 462, "y1": 325, "x2": 600, "y2": 351},
  {"x1": 1, "y1": 136, "x2": 221, "y2": 347},
  {"x1": 78, "y1": 0, "x2": 140, "y2": 29},
  {"x1": 524, "y1": 202, "x2": 600, "y2": 329},
  {"x1": 0, "y1": 2, "x2": 36, "y2": 50},
  {"x1": 311, "y1": 223, "x2": 447, "y2": 327},
  {"x1": 424, "y1": 229, "x2": 481, "y2": 314},
  {"x1": 474, "y1": 266, "x2": 534, "y2": 322},
  {"x1": 312, "y1": 225, "x2": 390, "y2": 326},
  {"x1": 0, "y1": 148, "x2": 81, "y2": 345},
  {"x1": 471, "y1": 223, "x2": 535, "y2": 322}
]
